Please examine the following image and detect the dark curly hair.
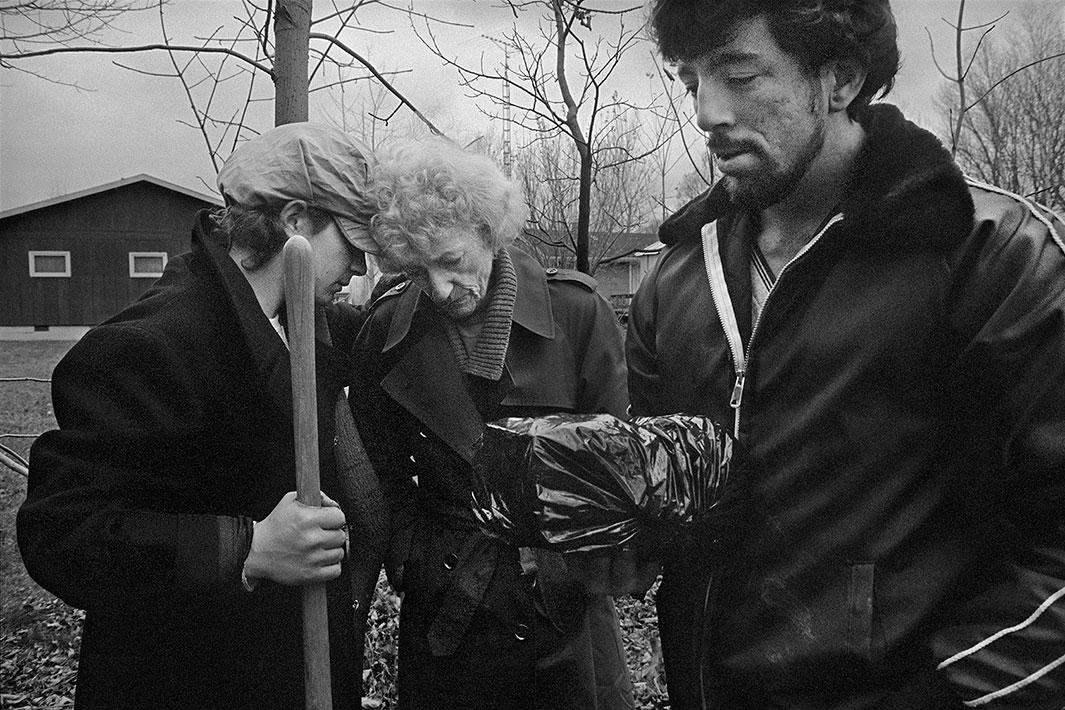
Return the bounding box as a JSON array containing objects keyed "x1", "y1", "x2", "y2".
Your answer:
[
  {"x1": 649, "y1": 0, "x2": 899, "y2": 117},
  {"x1": 211, "y1": 204, "x2": 334, "y2": 271}
]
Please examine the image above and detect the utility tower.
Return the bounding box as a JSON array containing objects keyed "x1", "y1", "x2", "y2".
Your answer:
[{"x1": 482, "y1": 35, "x2": 513, "y2": 178}]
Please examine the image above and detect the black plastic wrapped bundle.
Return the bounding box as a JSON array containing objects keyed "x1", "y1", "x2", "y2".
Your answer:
[{"x1": 470, "y1": 413, "x2": 733, "y2": 553}]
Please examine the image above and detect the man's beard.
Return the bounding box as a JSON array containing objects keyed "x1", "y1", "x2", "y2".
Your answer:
[
  {"x1": 725, "y1": 130, "x2": 825, "y2": 210},
  {"x1": 723, "y1": 97, "x2": 827, "y2": 210}
]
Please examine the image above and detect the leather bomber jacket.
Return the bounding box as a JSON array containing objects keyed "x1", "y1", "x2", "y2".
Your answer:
[{"x1": 627, "y1": 104, "x2": 1065, "y2": 709}]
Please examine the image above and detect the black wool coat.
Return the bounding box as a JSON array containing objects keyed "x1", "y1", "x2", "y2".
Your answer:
[{"x1": 18, "y1": 210, "x2": 377, "y2": 709}]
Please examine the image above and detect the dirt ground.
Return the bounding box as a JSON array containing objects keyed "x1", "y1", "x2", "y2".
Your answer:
[{"x1": 1, "y1": 341, "x2": 82, "y2": 708}]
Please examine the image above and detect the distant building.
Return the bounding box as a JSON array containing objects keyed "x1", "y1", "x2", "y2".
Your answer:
[
  {"x1": 517, "y1": 230, "x2": 663, "y2": 303},
  {"x1": 595, "y1": 238, "x2": 664, "y2": 323},
  {"x1": 0, "y1": 175, "x2": 221, "y2": 328},
  {"x1": 589, "y1": 233, "x2": 662, "y2": 296},
  {"x1": 517, "y1": 230, "x2": 663, "y2": 322}
]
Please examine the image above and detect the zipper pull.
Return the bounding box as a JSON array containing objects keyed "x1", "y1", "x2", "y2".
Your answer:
[{"x1": 730, "y1": 370, "x2": 746, "y2": 409}]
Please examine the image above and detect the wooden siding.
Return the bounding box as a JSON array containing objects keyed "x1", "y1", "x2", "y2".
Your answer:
[{"x1": 0, "y1": 181, "x2": 216, "y2": 326}]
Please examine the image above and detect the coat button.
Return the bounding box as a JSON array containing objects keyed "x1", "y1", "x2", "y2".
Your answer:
[
  {"x1": 513, "y1": 623, "x2": 530, "y2": 641},
  {"x1": 545, "y1": 267, "x2": 558, "y2": 275},
  {"x1": 443, "y1": 552, "x2": 459, "y2": 570}
]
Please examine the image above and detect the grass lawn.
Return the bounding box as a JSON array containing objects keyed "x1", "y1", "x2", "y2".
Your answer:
[
  {"x1": 0, "y1": 340, "x2": 668, "y2": 709},
  {"x1": 1, "y1": 341, "x2": 82, "y2": 709}
]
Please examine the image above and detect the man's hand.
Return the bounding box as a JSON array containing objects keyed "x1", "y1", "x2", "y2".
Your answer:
[
  {"x1": 243, "y1": 491, "x2": 348, "y2": 586},
  {"x1": 566, "y1": 547, "x2": 661, "y2": 598}
]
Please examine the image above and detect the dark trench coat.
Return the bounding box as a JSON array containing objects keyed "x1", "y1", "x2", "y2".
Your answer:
[{"x1": 352, "y1": 246, "x2": 635, "y2": 709}]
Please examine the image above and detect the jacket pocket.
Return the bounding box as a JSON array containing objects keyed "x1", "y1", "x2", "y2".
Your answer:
[
  {"x1": 737, "y1": 560, "x2": 885, "y2": 689},
  {"x1": 421, "y1": 527, "x2": 501, "y2": 656}
]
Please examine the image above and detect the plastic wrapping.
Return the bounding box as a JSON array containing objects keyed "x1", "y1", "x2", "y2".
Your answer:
[{"x1": 470, "y1": 413, "x2": 733, "y2": 553}]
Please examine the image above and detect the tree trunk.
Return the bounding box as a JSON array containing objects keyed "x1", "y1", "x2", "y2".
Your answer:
[
  {"x1": 551, "y1": 0, "x2": 593, "y2": 274},
  {"x1": 274, "y1": 0, "x2": 311, "y2": 125},
  {"x1": 576, "y1": 142, "x2": 592, "y2": 274}
]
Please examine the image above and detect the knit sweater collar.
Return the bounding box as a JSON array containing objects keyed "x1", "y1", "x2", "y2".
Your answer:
[
  {"x1": 381, "y1": 245, "x2": 555, "y2": 354},
  {"x1": 440, "y1": 248, "x2": 518, "y2": 381}
]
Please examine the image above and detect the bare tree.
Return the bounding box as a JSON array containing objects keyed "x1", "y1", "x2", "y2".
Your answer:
[
  {"x1": 1, "y1": 0, "x2": 448, "y2": 174},
  {"x1": 509, "y1": 105, "x2": 657, "y2": 273},
  {"x1": 153, "y1": 0, "x2": 449, "y2": 176},
  {"x1": 0, "y1": 0, "x2": 153, "y2": 84},
  {"x1": 322, "y1": 59, "x2": 427, "y2": 149},
  {"x1": 417, "y1": 0, "x2": 661, "y2": 273},
  {"x1": 930, "y1": 0, "x2": 1065, "y2": 210},
  {"x1": 0, "y1": 0, "x2": 151, "y2": 47},
  {"x1": 641, "y1": 54, "x2": 715, "y2": 225},
  {"x1": 674, "y1": 149, "x2": 713, "y2": 206}
]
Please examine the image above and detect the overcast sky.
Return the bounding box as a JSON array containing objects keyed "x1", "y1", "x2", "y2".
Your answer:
[{"x1": 0, "y1": 0, "x2": 1035, "y2": 213}]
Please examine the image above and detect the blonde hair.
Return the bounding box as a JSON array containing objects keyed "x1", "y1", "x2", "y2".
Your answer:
[{"x1": 370, "y1": 137, "x2": 528, "y2": 269}]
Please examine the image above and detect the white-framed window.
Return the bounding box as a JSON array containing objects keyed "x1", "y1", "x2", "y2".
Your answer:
[
  {"x1": 129, "y1": 252, "x2": 168, "y2": 278},
  {"x1": 28, "y1": 251, "x2": 71, "y2": 278}
]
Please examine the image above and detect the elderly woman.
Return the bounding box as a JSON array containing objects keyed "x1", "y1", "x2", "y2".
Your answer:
[{"x1": 351, "y1": 138, "x2": 635, "y2": 709}]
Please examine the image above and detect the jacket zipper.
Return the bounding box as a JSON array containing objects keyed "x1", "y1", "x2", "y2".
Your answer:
[
  {"x1": 700, "y1": 214, "x2": 843, "y2": 436},
  {"x1": 696, "y1": 212, "x2": 843, "y2": 704}
]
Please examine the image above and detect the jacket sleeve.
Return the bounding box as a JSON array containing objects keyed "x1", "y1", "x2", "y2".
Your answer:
[
  {"x1": 931, "y1": 194, "x2": 1065, "y2": 708},
  {"x1": 16, "y1": 324, "x2": 253, "y2": 613},
  {"x1": 573, "y1": 289, "x2": 629, "y2": 419},
  {"x1": 349, "y1": 316, "x2": 420, "y2": 591},
  {"x1": 326, "y1": 299, "x2": 369, "y2": 353},
  {"x1": 626, "y1": 256, "x2": 664, "y2": 418}
]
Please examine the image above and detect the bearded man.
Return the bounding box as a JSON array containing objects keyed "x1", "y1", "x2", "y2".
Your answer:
[{"x1": 622, "y1": 1, "x2": 1065, "y2": 708}]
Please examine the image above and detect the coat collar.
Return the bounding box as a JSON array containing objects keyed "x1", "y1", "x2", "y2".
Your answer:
[
  {"x1": 191, "y1": 211, "x2": 348, "y2": 422},
  {"x1": 382, "y1": 245, "x2": 554, "y2": 353},
  {"x1": 376, "y1": 245, "x2": 556, "y2": 462},
  {"x1": 193, "y1": 212, "x2": 292, "y2": 418},
  {"x1": 658, "y1": 104, "x2": 975, "y2": 252},
  {"x1": 380, "y1": 326, "x2": 500, "y2": 463}
]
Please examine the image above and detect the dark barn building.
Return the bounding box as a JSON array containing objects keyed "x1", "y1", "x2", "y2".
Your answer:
[{"x1": 0, "y1": 175, "x2": 221, "y2": 328}]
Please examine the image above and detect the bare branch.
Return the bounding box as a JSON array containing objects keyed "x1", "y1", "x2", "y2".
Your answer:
[
  {"x1": 961, "y1": 25, "x2": 995, "y2": 81},
  {"x1": 1, "y1": 0, "x2": 154, "y2": 46},
  {"x1": 0, "y1": 60, "x2": 95, "y2": 88},
  {"x1": 372, "y1": 1, "x2": 473, "y2": 28},
  {"x1": 942, "y1": 0, "x2": 1065, "y2": 212},
  {"x1": 0, "y1": 42, "x2": 274, "y2": 75},
  {"x1": 157, "y1": 0, "x2": 221, "y2": 172},
  {"x1": 308, "y1": 30, "x2": 444, "y2": 136},
  {"x1": 965, "y1": 50, "x2": 1065, "y2": 111},
  {"x1": 925, "y1": 26, "x2": 955, "y2": 81}
]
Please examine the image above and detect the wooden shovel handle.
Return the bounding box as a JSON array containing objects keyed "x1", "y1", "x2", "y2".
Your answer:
[{"x1": 283, "y1": 235, "x2": 332, "y2": 710}]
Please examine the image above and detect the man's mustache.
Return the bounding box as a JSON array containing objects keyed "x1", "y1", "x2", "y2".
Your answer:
[{"x1": 705, "y1": 134, "x2": 759, "y2": 157}]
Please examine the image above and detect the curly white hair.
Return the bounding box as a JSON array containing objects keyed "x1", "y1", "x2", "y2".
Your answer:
[{"x1": 369, "y1": 137, "x2": 528, "y2": 270}]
